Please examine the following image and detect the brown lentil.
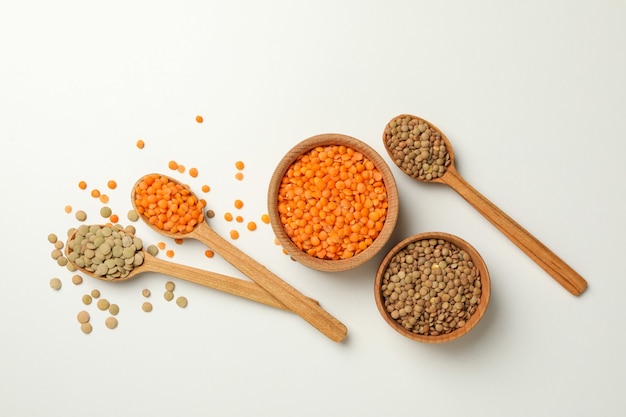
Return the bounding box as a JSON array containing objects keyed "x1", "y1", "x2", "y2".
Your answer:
[
  {"x1": 108, "y1": 304, "x2": 120, "y2": 315},
  {"x1": 91, "y1": 289, "x2": 100, "y2": 298},
  {"x1": 383, "y1": 115, "x2": 451, "y2": 181},
  {"x1": 163, "y1": 291, "x2": 174, "y2": 301},
  {"x1": 49, "y1": 278, "x2": 62, "y2": 290},
  {"x1": 176, "y1": 296, "x2": 188, "y2": 308},
  {"x1": 77, "y1": 311, "x2": 90, "y2": 324},
  {"x1": 142, "y1": 301, "x2": 153, "y2": 312},
  {"x1": 80, "y1": 323, "x2": 93, "y2": 334},
  {"x1": 82, "y1": 294, "x2": 92, "y2": 305},
  {"x1": 97, "y1": 299, "x2": 110, "y2": 311},
  {"x1": 71, "y1": 274, "x2": 83, "y2": 285},
  {"x1": 142, "y1": 288, "x2": 151, "y2": 297},
  {"x1": 165, "y1": 281, "x2": 175, "y2": 292},
  {"x1": 380, "y1": 238, "x2": 482, "y2": 336},
  {"x1": 105, "y1": 317, "x2": 118, "y2": 329}
]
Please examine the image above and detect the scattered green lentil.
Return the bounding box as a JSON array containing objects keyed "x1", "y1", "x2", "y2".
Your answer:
[
  {"x1": 49, "y1": 278, "x2": 62, "y2": 290},
  {"x1": 97, "y1": 299, "x2": 110, "y2": 311},
  {"x1": 142, "y1": 288, "x2": 151, "y2": 297},
  {"x1": 108, "y1": 304, "x2": 120, "y2": 315},
  {"x1": 82, "y1": 294, "x2": 92, "y2": 305},
  {"x1": 165, "y1": 281, "x2": 175, "y2": 292},
  {"x1": 75, "y1": 210, "x2": 87, "y2": 222},
  {"x1": 80, "y1": 323, "x2": 93, "y2": 334},
  {"x1": 127, "y1": 209, "x2": 139, "y2": 222},
  {"x1": 105, "y1": 317, "x2": 118, "y2": 329},
  {"x1": 100, "y1": 206, "x2": 112, "y2": 218},
  {"x1": 142, "y1": 302, "x2": 153, "y2": 312},
  {"x1": 54, "y1": 240, "x2": 64, "y2": 250},
  {"x1": 124, "y1": 225, "x2": 136, "y2": 235},
  {"x1": 163, "y1": 291, "x2": 174, "y2": 301},
  {"x1": 72, "y1": 274, "x2": 83, "y2": 285},
  {"x1": 206, "y1": 209, "x2": 215, "y2": 219},
  {"x1": 47, "y1": 233, "x2": 58, "y2": 244},
  {"x1": 91, "y1": 289, "x2": 100, "y2": 299},
  {"x1": 51, "y1": 249, "x2": 62, "y2": 260},
  {"x1": 176, "y1": 296, "x2": 188, "y2": 308},
  {"x1": 147, "y1": 245, "x2": 159, "y2": 256},
  {"x1": 77, "y1": 311, "x2": 90, "y2": 324},
  {"x1": 56, "y1": 257, "x2": 68, "y2": 267},
  {"x1": 383, "y1": 115, "x2": 451, "y2": 181},
  {"x1": 380, "y1": 238, "x2": 482, "y2": 336}
]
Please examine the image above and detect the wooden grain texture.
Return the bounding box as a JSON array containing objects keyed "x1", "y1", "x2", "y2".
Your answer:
[
  {"x1": 383, "y1": 114, "x2": 588, "y2": 296},
  {"x1": 374, "y1": 232, "x2": 491, "y2": 343},
  {"x1": 131, "y1": 174, "x2": 348, "y2": 342},
  {"x1": 65, "y1": 228, "x2": 301, "y2": 311},
  {"x1": 267, "y1": 133, "x2": 399, "y2": 272}
]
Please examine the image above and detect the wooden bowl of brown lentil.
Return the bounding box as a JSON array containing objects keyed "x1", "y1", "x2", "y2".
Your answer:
[
  {"x1": 268, "y1": 133, "x2": 399, "y2": 272},
  {"x1": 374, "y1": 232, "x2": 490, "y2": 343}
]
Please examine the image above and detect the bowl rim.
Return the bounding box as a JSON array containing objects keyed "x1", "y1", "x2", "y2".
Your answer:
[
  {"x1": 267, "y1": 133, "x2": 399, "y2": 272},
  {"x1": 374, "y1": 231, "x2": 491, "y2": 343}
]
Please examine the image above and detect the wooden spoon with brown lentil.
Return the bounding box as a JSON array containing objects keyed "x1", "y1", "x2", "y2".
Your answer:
[
  {"x1": 65, "y1": 224, "x2": 307, "y2": 312},
  {"x1": 382, "y1": 114, "x2": 587, "y2": 296},
  {"x1": 131, "y1": 174, "x2": 348, "y2": 342}
]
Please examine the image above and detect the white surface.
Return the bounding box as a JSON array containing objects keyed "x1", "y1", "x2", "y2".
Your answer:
[{"x1": 1, "y1": 1, "x2": 625, "y2": 416}]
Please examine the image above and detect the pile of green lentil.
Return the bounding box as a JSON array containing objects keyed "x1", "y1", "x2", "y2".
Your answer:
[
  {"x1": 67, "y1": 224, "x2": 146, "y2": 280},
  {"x1": 383, "y1": 115, "x2": 451, "y2": 181},
  {"x1": 380, "y1": 238, "x2": 483, "y2": 336}
]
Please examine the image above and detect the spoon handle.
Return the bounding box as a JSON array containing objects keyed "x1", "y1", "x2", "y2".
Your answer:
[
  {"x1": 442, "y1": 167, "x2": 587, "y2": 296},
  {"x1": 144, "y1": 255, "x2": 299, "y2": 311},
  {"x1": 193, "y1": 224, "x2": 348, "y2": 342}
]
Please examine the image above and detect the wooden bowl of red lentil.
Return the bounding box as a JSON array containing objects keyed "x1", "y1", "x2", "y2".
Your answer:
[
  {"x1": 374, "y1": 232, "x2": 491, "y2": 343},
  {"x1": 268, "y1": 133, "x2": 399, "y2": 272}
]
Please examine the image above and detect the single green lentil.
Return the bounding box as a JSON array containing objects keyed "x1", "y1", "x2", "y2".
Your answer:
[
  {"x1": 176, "y1": 296, "x2": 188, "y2": 308},
  {"x1": 105, "y1": 317, "x2": 118, "y2": 329},
  {"x1": 108, "y1": 304, "x2": 120, "y2": 315},
  {"x1": 147, "y1": 245, "x2": 159, "y2": 256},
  {"x1": 100, "y1": 206, "x2": 112, "y2": 218},
  {"x1": 72, "y1": 274, "x2": 83, "y2": 285},
  {"x1": 127, "y1": 209, "x2": 139, "y2": 222},
  {"x1": 163, "y1": 291, "x2": 174, "y2": 301},
  {"x1": 80, "y1": 322, "x2": 93, "y2": 334},
  {"x1": 49, "y1": 278, "x2": 62, "y2": 290},
  {"x1": 75, "y1": 210, "x2": 87, "y2": 222},
  {"x1": 91, "y1": 289, "x2": 100, "y2": 299},
  {"x1": 165, "y1": 281, "x2": 175, "y2": 292},
  {"x1": 77, "y1": 310, "x2": 90, "y2": 324},
  {"x1": 142, "y1": 288, "x2": 151, "y2": 297},
  {"x1": 47, "y1": 233, "x2": 58, "y2": 244},
  {"x1": 142, "y1": 302, "x2": 153, "y2": 312},
  {"x1": 97, "y1": 299, "x2": 110, "y2": 311},
  {"x1": 82, "y1": 294, "x2": 92, "y2": 305}
]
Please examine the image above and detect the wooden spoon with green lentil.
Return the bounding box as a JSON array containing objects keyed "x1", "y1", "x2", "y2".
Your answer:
[
  {"x1": 131, "y1": 174, "x2": 348, "y2": 343},
  {"x1": 65, "y1": 224, "x2": 304, "y2": 311},
  {"x1": 382, "y1": 114, "x2": 587, "y2": 296}
]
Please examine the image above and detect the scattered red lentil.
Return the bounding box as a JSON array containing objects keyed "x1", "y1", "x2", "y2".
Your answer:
[
  {"x1": 136, "y1": 139, "x2": 145, "y2": 149},
  {"x1": 64, "y1": 205, "x2": 72, "y2": 214},
  {"x1": 99, "y1": 194, "x2": 109, "y2": 204},
  {"x1": 177, "y1": 165, "x2": 186, "y2": 173},
  {"x1": 174, "y1": 238, "x2": 183, "y2": 245},
  {"x1": 235, "y1": 172, "x2": 244, "y2": 181},
  {"x1": 195, "y1": 115, "x2": 203, "y2": 123},
  {"x1": 234, "y1": 199, "x2": 244, "y2": 209},
  {"x1": 91, "y1": 189, "x2": 101, "y2": 198},
  {"x1": 229, "y1": 230, "x2": 239, "y2": 240},
  {"x1": 166, "y1": 250, "x2": 175, "y2": 258},
  {"x1": 261, "y1": 214, "x2": 270, "y2": 224},
  {"x1": 168, "y1": 160, "x2": 178, "y2": 170},
  {"x1": 109, "y1": 214, "x2": 119, "y2": 223},
  {"x1": 224, "y1": 212, "x2": 233, "y2": 222},
  {"x1": 235, "y1": 216, "x2": 243, "y2": 223},
  {"x1": 133, "y1": 174, "x2": 205, "y2": 234},
  {"x1": 235, "y1": 161, "x2": 245, "y2": 170},
  {"x1": 157, "y1": 242, "x2": 166, "y2": 250},
  {"x1": 204, "y1": 249, "x2": 214, "y2": 258},
  {"x1": 201, "y1": 184, "x2": 211, "y2": 193},
  {"x1": 277, "y1": 144, "x2": 388, "y2": 260},
  {"x1": 107, "y1": 180, "x2": 117, "y2": 189},
  {"x1": 189, "y1": 167, "x2": 198, "y2": 178},
  {"x1": 78, "y1": 181, "x2": 87, "y2": 190},
  {"x1": 247, "y1": 222, "x2": 257, "y2": 231}
]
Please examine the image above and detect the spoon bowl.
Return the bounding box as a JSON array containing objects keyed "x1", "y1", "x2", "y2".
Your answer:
[
  {"x1": 382, "y1": 114, "x2": 587, "y2": 296},
  {"x1": 65, "y1": 224, "x2": 305, "y2": 311},
  {"x1": 131, "y1": 174, "x2": 348, "y2": 342}
]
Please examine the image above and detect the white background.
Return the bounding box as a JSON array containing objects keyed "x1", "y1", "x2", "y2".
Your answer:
[{"x1": 1, "y1": 1, "x2": 625, "y2": 416}]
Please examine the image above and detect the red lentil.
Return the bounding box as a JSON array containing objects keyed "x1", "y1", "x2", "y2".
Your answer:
[{"x1": 277, "y1": 144, "x2": 388, "y2": 260}]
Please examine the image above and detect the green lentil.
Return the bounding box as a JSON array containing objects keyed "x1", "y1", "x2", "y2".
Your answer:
[
  {"x1": 77, "y1": 311, "x2": 90, "y2": 324},
  {"x1": 80, "y1": 322, "x2": 93, "y2": 334},
  {"x1": 75, "y1": 210, "x2": 87, "y2": 222},
  {"x1": 127, "y1": 209, "x2": 140, "y2": 222},
  {"x1": 163, "y1": 291, "x2": 174, "y2": 301},
  {"x1": 105, "y1": 317, "x2": 118, "y2": 329},
  {"x1": 71, "y1": 274, "x2": 83, "y2": 285},
  {"x1": 91, "y1": 289, "x2": 100, "y2": 298},
  {"x1": 142, "y1": 288, "x2": 151, "y2": 297},
  {"x1": 97, "y1": 299, "x2": 110, "y2": 311},
  {"x1": 100, "y1": 206, "x2": 112, "y2": 218},
  {"x1": 147, "y1": 245, "x2": 159, "y2": 256},
  {"x1": 165, "y1": 281, "x2": 175, "y2": 292},
  {"x1": 176, "y1": 296, "x2": 188, "y2": 308},
  {"x1": 47, "y1": 233, "x2": 58, "y2": 244},
  {"x1": 383, "y1": 115, "x2": 451, "y2": 181},
  {"x1": 142, "y1": 302, "x2": 153, "y2": 312},
  {"x1": 108, "y1": 304, "x2": 120, "y2": 315},
  {"x1": 380, "y1": 238, "x2": 482, "y2": 336},
  {"x1": 49, "y1": 278, "x2": 62, "y2": 290},
  {"x1": 66, "y1": 224, "x2": 145, "y2": 280},
  {"x1": 82, "y1": 294, "x2": 92, "y2": 305}
]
